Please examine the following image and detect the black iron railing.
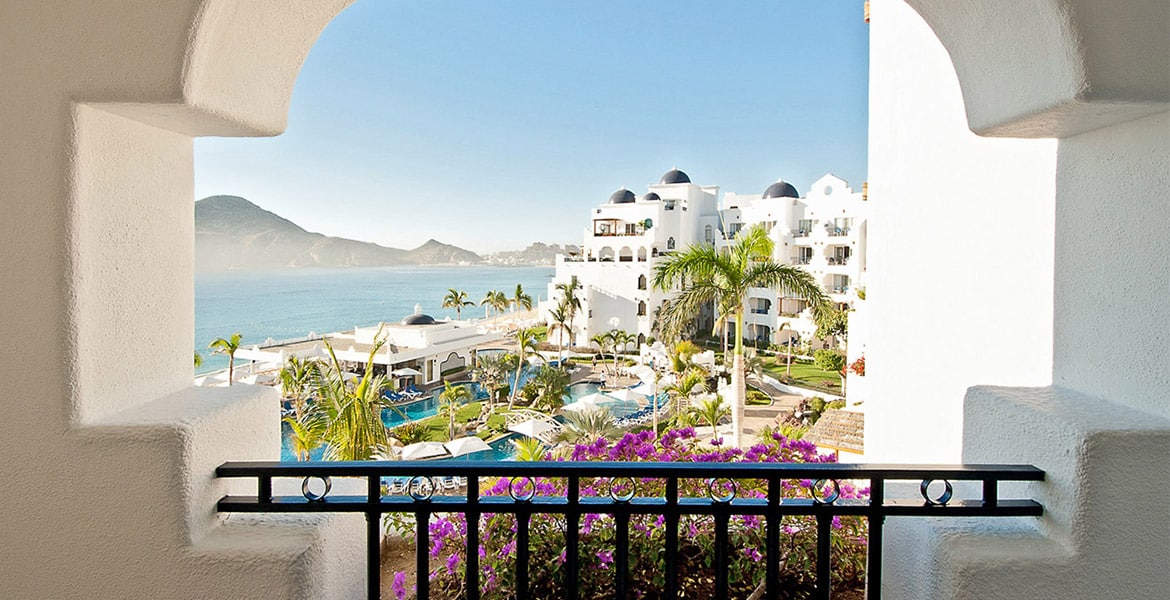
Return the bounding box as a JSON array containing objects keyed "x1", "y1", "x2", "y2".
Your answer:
[{"x1": 217, "y1": 461, "x2": 1043, "y2": 600}]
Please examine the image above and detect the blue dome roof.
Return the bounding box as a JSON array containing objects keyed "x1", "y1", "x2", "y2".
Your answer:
[
  {"x1": 609, "y1": 188, "x2": 636, "y2": 204},
  {"x1": 762, "y1": 180, "x2": 800, "y2": 199},
  {"x1": 642, "y1": 192, "x2": 661, "y2": 202},
  {"x1": 659, "y1": 168, "x2": 691, "y2": 184},
  {"x1": 401, "y1": 313, "x2": 436, "y2": 326}
]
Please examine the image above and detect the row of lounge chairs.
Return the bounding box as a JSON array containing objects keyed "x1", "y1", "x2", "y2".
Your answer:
[
  {"x1": 383, "y1": 476, "x2": 468, "y2": 496},
  {"x1": 615, "y1": 405, "x2": 671, "y2": 428},
  {"x1": 384, "y1": 385, "x2": 427, "y2": 402}
]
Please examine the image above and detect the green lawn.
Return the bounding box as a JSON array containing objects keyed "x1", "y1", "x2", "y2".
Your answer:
[
  {"x1": 413, "y1": 401, "x2": 488, "y2": 442},
  {"x1": 761, "y1": 357, "x2": 843, "y2": 394}
]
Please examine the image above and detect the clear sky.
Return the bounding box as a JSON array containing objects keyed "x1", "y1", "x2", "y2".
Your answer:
[{"x1": 195, "y1": 1, "x2": 869, "y2": 253}]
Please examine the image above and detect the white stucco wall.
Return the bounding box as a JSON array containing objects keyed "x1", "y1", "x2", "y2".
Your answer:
[{"x1": 866, "y1": 0, "x2": 1057, "y2": 463}]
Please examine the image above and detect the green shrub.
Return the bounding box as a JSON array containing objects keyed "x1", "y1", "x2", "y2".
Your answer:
[
  {"x1": 390, "y1": 421, "x2": 428, "y2": 445},
  {"x1": 813, "y1": 349, "x2": 846, "y2": 372},
  {"x1": 746, "y1": 389, "x2": 771, "y2": 406}
]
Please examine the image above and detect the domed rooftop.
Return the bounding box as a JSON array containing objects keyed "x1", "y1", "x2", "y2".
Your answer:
[
  {"x1": 659, "y1": 168, "x2": 691, "y2": 184},
  {"x1": 762, "y1": 180, "x2": 800, "y2": 199},
  {"x1": 401, "y1": 313, "x2": 436, "y2": 326},
  {"x1": 642, "y1": 192, "x2": 661, "y2": 202},
  {"x1": 402, "y1": 303, "x2": 437, "y2": 325},
  {"x1": 609, "y1": 188, "x2": 636, "y2": 204}
]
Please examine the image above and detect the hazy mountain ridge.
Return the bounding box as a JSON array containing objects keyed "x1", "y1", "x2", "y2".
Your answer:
[{"x1": 195, "y1": 195, "x2": 480, "y2": 271}]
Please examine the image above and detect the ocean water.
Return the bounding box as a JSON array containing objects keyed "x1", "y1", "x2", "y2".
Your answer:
[{"x1": 195, "y1": 265, "x2": 554, "y2": 375}]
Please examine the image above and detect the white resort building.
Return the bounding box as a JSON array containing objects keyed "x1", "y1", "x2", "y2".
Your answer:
[
  {"x1": 227, "y1": 305, "x2": 504, "y2": 389},
  {"x1": 547, "y1": 170, "x2": 868, "y2": 351}
]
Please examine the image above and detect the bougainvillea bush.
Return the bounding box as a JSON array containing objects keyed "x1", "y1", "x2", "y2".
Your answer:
[{"x1": 388, "y1": 428, "x2": 868, "y2": 599}]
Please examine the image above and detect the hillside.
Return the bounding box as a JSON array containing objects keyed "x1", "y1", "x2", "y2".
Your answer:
[
  {"x1": 484, "y1": 242, "x2": 578, "y2": 266},
  {"x1": 194, "y1": 195, "x2": 481, "y2": 271}
]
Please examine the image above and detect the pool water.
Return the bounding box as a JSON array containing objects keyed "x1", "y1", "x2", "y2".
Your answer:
[{"x1": 281, "y1": 370, "x2": 601, "y2": 461}]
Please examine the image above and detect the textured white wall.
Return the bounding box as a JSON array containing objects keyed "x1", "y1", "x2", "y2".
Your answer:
[
  {"x1": 866, "y1": 0, "x2": 1057, "y2": 463},
  {"x1": 0, "y1": 1, "x2": 364, "y2": 598}
]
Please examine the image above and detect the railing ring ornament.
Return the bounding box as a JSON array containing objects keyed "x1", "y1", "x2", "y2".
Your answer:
[
  {"x1": 509, "y1": 476, "x2": 536, "y2": 502},
  {"x1": 811, "y1": 479, "x2": 840, "y2": 504},
  {"x1": 408, "y1": 476, "x2": 435, "y2": 501},
  {"x1": 609, "y1": 477, "x2": 637, "y2": 503},
  {"x1": 708, "y1": 478, "x2": 737, "y2": 503},
  {"x1": 920, "y1": 479, "x2": 954, "y2": 505},
  {"x1": 301, "y1": 476, "x2": 332, "y2": 502}
]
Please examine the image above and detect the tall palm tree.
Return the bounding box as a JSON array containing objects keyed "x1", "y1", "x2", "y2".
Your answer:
[
  {"x1": 547, "y1": 304, "x2": 571, "y2": 361},
  {"x1": 654, "y1": 223, "x2": 827, "y2": 447},
  {"x1": 511, "y1": 283, "x2": 533, "y2": 314},
  {"x1": 438, "y1": 382, "x2": 472, "y2": 441},
  {"x1": 508, "y1": 327, "x2": 541, "y2": 409},
  {"x1": 609, "y1": 329, "x2": 634, "y2": 376},
  {"x1": 554, "y1": 276, "x2": 582, "y2": 348},
  {"x1": 481, "y1": 290, "x2": 501, "y2": 319},
  {"x1": 590, "y1": 333, "x2": 611, "y2": 375},
  {"x1": 442, "y1": 288, "x2": 474, "y2": 320},
  {"x1": 777, "y1": 320, "x2": 795, "y2": 378},
  {"x1": 208, "y1": 332, "x2": 242, "y2": 386}
]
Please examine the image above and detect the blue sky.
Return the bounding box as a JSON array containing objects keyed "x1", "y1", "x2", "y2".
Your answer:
[{"x1": 195, "y1": 1, "x2": 869, "y2": 253}]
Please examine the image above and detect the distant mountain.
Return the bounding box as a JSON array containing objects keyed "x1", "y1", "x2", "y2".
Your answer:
[
  {"x1": 195, "y1": 195, "x2": 481, "y2": 271},
  {"x1": 485, "y1": 242, "x2": 578, "y2": 266}
]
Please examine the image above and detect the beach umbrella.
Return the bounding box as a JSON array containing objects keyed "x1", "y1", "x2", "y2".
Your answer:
[
  {"x1": 391, "y1": 367, "x2": 423, "y2": 377},
  {"x1": 508, "y1": 419, "x2": 556, "y2": 439},
  {"x1": 400, "y1": 441, "x2": 449, "y2": 461},
  {"x1": 605, "y1": 388, "x2": 647, "y2": 403},
  {"x1": 444, "y1": 436, "x2": 492, "y2": 458}
]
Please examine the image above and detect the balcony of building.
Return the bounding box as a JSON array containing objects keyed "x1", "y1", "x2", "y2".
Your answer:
[{"x1": 3, "y1": 1, "x2": 1168, "y2": 600}]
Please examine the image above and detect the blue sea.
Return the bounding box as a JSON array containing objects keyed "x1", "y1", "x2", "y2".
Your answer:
[{"x1": 195, "y1": 265, "x2": 554, "y2": 375}]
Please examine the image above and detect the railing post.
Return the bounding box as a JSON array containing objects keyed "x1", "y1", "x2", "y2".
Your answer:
[
  {"x1": 766, "y1": 476, "x2": 781, "y2": 600},
  {"x1": 816, "y1": 511, "x2": 832, "y2": 600},
  {"x1": 866, "y1": 479, "x2": 884, "y2": 600},
  {"x1": 368, "y1": 475, "x2": 382, "y2": 600},
  {"x1": 664, "y1": 477, "x2": 679, "y2": 599},
  {"x1": 565, "y1": 476, "x2": 580, "y2": 600},
  {"x1": 466, "y1": 476, "x2": 480, "y2": 600},
  {"x1": 416, "y1": 509, "x2": 430, "y2": 600}
]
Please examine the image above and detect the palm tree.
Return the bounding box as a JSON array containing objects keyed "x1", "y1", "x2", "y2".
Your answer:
[
  {"x1": 438, "y1": 382, "x2": 472, "y2": 441},
  {"x1": 590, "y1": 332, "x2": 611, "y2": 375},
  {"x1": 530, "y1": 364, "x2": 570, "y2": 413},
  {"x1": 512, "y1": 437, "x2": 547, "y2": 462},
  {"x1": 554, "y1": 276, "x2": 582, "y2": 348},
  {"x1": 442, "y1": 288, "x2": 474, "y2": 320},
  {"x1": 666, "y1": 367, "x2": 708, "y2": 415},
  {"x1": 279, "y1": 356, "x2": 319, "y2": 420},
  {"x1": 315, "y1": 335, "x2": 391, "y2": 460},
  {"x1": 553, "y1": 408, "x2": 619, "y2": 446},
  {"x1": 654, "y1": 223, "x2": 827, "y2": 447},
  {"x1": 481, "y1": 290, "x2": 500, "y2": 319},
  {"x1": 283, "y1": 413, "x2": 325, "y2": 461},
  {"x1": 547, "y1": 304, "x2": 571, "y2": 361},
  {"x1": 777, "y1": 320, "x2": 795, "y2": 378},
  {"x1": 193, "y1": 351, "x2": 203, "y2": 369},
  {"x1": 508, "y1": 327, "x2": 541, "y2": 409},
  {"x1": 511, "y1": 283, "x2": 533, "y2": 314},
  {"x1": 472, "y1": 352, "x2": 512, "y2": 408},
  {"x1": 691, "y1": 395, "x2": 731, "y2": 443},
  {"x1": 609, "y1": 329, "x2": 634, "y2": 376},
  {"x1": 208, "y1": 332, "x2": 242, "y2": 386}
]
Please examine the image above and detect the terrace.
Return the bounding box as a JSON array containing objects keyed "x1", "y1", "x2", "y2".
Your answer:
[{"x1": 1, "y1": 1, "x2": 1167, "y2": 599}]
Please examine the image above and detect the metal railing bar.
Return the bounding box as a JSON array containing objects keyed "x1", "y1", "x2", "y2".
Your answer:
[
  {"x1": 466, "y1": 477, "x2": 480, "y2": 600},
  {"x1": 866, "y1": 480, "x2": 885, "y2": 600},
  {"x1": 565, "y1": 476, "x2": 580, "y2": 600},
  {"x1": 816, "y1": 513, "x2": 832, "y2": 600},
  {"x1": 416, "y1": 510, "x2": 430, "y2": 600},
  {"x1": 215, "y1": 496, "x2": 1043, "y2": 518},
  {"x1": 714, "y1": 511, "x2": 730, "y2": 600},
  {"x1": 615, "y1": 512, "x2": 630, "y2": 600},
  {"x1": 664, "y1": 478, "x2": 679, "y2": 600},
  {"x1": 216, "y1": 461, "x2": 1045, "y2": 481},
  {"x1": 766, "y1": 477, "x2": 781, "y2": 600},
  {"x1": 366, "y1": 513, "x2": 381, "y2": 600},
  {"x1": 516, "y1": 511, "x2": 530, "y2": 600}
]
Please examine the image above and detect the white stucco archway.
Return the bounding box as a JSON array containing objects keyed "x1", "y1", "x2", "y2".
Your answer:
[{"x1": 0, "y1": 1, "x2": 1166, "y2": 598}]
